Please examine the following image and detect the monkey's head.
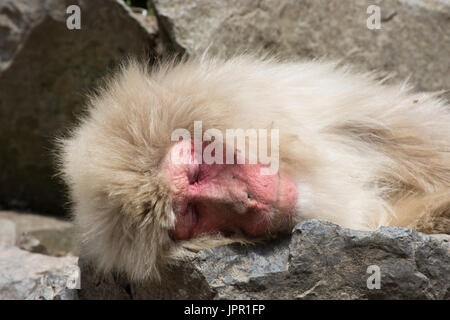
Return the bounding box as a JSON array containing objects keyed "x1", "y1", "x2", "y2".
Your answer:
[{"x1": 59, "y1": 58, "x2": 300, "y2": 281}]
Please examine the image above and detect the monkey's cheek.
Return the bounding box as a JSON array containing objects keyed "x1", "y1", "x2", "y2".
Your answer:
[
  {"x1": 172, "y1": 207, "x2": 198, "y2": 240},
  {"x1": 279, "y1": 173, "x2": 298, "y2": 210},
  {"x1": 172, "y1": 216, "x2": 191, "y2": 240},
  {"x1": 272, "y1": 173, "x2": 298, "y2": 231}
]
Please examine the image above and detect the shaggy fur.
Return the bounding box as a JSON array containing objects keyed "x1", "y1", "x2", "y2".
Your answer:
[{"x1": 58, "y1": 55, "x2": 450, "y2": 281}]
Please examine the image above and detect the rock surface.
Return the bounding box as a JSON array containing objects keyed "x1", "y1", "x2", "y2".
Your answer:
[
  {"x1": 153, "y1": 0, "x2": 450, "y2": 98},
  {"x1": 77, "y1": 220, "x2": 450, "y2": 300},
  {"x1": 0, "y1": 246, "x2": 79, "y2": 300},
  {"x1": 0, "y1": 211, "x2": 78, "y2": 256},
  {"x1": 0, "y1": 0, "x2": 161, "y2": 215}
]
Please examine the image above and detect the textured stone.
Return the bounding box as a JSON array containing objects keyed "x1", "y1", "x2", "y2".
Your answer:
[
  {"x1": 27, "y1": 267, "x2": 80, "y2": 300},
  {"x1": 0, "y1": 246, "x2": 79, "y2": 300},
  {"x1": 0, "y1": 0, "x2": 161, "y2": 215},
  {"x1": 153, "y1": 0, "x2": 450, "y2": 98},
  {"x1": 77, "y1": 220, "x2": 450, "y2": 299}
]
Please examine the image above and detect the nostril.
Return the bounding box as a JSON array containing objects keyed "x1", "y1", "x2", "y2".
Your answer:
[
  {"x1": 188, "y1": 164, "x2": 200, "y2": 184},
  {"x1": 247, "y1": 193, "x2": 252, "y2": 200}
]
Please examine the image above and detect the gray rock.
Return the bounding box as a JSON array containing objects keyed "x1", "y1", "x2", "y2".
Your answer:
[
  {"x1": 152, "y1": 0, "x2": 450, "y2": 98},
  {"x1": 0, "y1": 246, "x2": 79, "y2": 300},
  {"x1": 17, "y1": 232, "x2": 48, "y2": 255},
  {"x1": 76, "y1": 258, "x2": 132, "y2": 300},
  {"x1": 0, "y1": 219, "x2": 16, "y2": 248},
  {"x1": 0, "y1": 211, "x2": 79, "y2": 256},
  {"x1": 0, "y1": 0, "x2": 161, "y2": 215},
  {"x1": 26, "y1": 267, "x2": 80, "y2": 300},
  {"x1": 25, "y1": 228, "x2": 79, "y2": 256},
  {"x1": 77, "y1": 220, "x2": 450, "y2": 299}
]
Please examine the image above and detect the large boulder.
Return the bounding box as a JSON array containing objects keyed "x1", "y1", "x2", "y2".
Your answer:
[
  {"x1": 152, "y1": 0, "x2": 450, "y2": 97},
  {"x1": 76, "y1": 220, "x2": 450, "y2": 300},
  {"x1": 0, "y1": 0, "x2": 161, "y2": 215}
]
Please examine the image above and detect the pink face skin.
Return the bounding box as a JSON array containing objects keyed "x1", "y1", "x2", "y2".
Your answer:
[{"x1": 165, "y1": 140, "x2": 298, "y2": 240}]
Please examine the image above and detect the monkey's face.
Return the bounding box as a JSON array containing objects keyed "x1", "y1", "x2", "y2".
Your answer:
[{"x1": 164, "y1": 140, "x2": 298, "y2": 240}]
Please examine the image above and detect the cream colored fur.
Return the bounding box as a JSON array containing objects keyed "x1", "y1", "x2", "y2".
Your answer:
[{"x1": 58, "y1": 55, "x2": 450, "y2": 281}]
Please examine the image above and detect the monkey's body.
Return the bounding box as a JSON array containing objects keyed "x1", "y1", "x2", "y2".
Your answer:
[{"x1": 59, "y1": 56, "x2": 450, "y2": 280}]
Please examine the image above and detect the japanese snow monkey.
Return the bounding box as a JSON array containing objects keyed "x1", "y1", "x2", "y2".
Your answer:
[{"x1": 58, "y1": 55, "x2": 450, "y2": 281}]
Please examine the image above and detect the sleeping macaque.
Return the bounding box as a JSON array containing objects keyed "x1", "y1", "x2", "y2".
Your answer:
[{"x1": 58, "y1": 55, "x2": 450, "y2": 280}]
